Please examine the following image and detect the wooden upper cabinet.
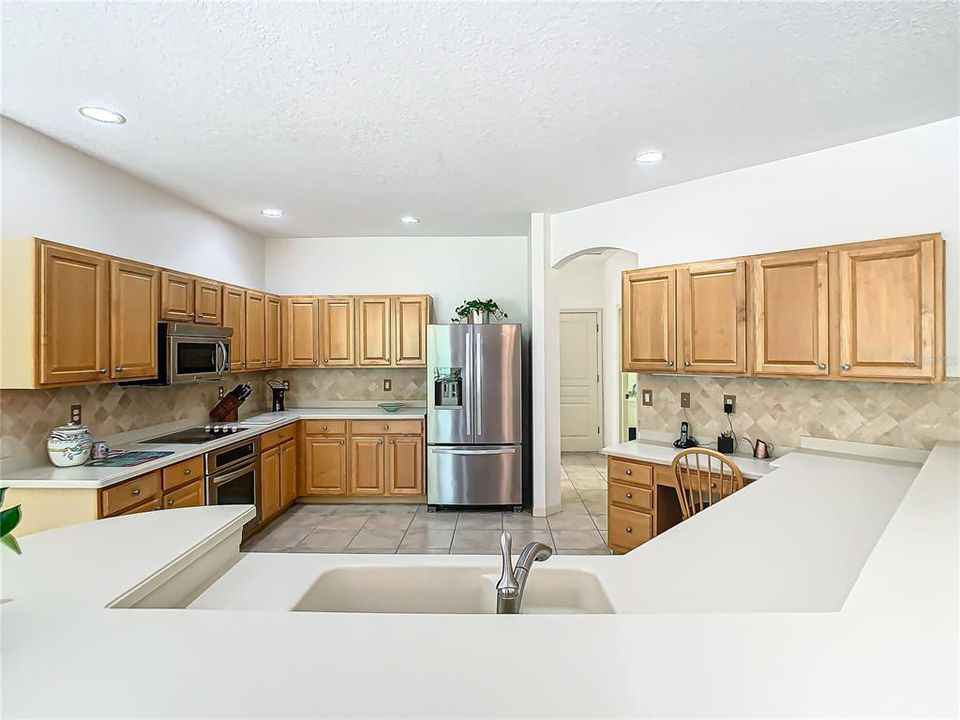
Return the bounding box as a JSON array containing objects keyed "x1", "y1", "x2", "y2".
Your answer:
[
  {"x1": 357, "y1": 296, "x2": 392, "y2": 366},
  {"x1": 349, "y1": 436, "x2": 385, "y2": 495},
  {"x1": 322, "y1": 297, "x2": 355, "y2": 366},
  {"x1": 303, "y1": 436, "x2": 347, "y2": 495},
  {"x1": 222, "y1": 285, "x2": 246, "y2": 371},
  {"x1": 245, "y1": 291, "x2": 265, "y2": 370},
  {"x1": 264, "y1": 294, "x2": 282, "y2": 368},
  {"x1": 752, "y1": 250, "x2": 829, "y2": 376},
  {"x1": 394, "y1": 296, "x2": 430, "y2": 367},
  {"x1": 387, "y1": 435, "x2": 423, "y2": 495},
  {"x1": 160, "y1": 271, "x2": 194, "y2": 322},
  {"x1": 621, "y1": 268, "x2": 676, "y2": 372},
  {"x1": 283, "y1": 297, "x2": 319, "y2": 367},
  {"x1": 838, "y1": 235, "x2": 943, "y2": 381},
  {"x1": 109, "y1": 259, "x2": 159, "y2": 381},
  {"x1": 194, "y1": 279, "x2": 222, "y2": 325},
  {"x1": 37, "y1": 242, "x2": 110, "y2": 385},
  {"x1": 678, "y1": 260, "x2": 747, "y2": 374}
]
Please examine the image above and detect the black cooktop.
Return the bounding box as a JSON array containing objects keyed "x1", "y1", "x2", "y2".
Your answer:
[{"x1": 138, "y1": 425, "x2": 244, "y2": 445}]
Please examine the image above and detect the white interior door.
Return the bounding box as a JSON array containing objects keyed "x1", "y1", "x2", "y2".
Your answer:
[{"x1": 559, "y1": 311, "x2": 602, "y2": 452}]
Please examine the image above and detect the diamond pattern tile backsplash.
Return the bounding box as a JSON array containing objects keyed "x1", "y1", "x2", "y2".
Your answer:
[
  {"x1": 0, "y1": 369, "x2": 426, "y2": 470},
  {"x1": 631, "y1": 375, "x2": 959, "y2": 450}
]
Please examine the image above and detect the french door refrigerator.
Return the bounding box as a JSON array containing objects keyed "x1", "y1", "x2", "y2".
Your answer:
[{"x1": 427, "y1": 323, "x2": 522, "y2": 509}]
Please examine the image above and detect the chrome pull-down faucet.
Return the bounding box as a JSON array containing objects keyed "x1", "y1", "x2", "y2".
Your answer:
[{"x1": 496, "y1": 531, "x2": 553, "y2": 614}]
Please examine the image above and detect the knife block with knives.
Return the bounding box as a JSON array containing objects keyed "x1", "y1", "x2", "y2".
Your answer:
[{"x1": 210, "y1": 383, "x2": 253, "y2": 423}]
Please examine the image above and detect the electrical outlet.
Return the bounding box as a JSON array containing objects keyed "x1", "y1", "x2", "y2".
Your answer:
[
  {"x1": 723, "y1": 394, "x2": 736, "y2": 414},
  {"x1": 680, "y1": 392, "x2": 691, "y2": 409},
  {"x1": 641, "y1": 389, "x2": 653, "y2": 406},
  {"x1": 70, "y1": 404, "x2": 82, "y2": 424},
  {"x1": 383, "y1": 379, "x2": 392, "y2": 392},
  {"x1": 218, "y1": 385, "x2": 225, "y2": 399}
]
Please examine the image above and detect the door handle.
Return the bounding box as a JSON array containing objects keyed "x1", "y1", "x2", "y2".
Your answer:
[
  {"x1": 465, "y1": 332, "x2": 472, "y2": 436},
  {"x1": 475, "y1": 330, "x2": 482, "y2": 436},
  {"x1": 432, "y1": 448, "x2": 516, "y2": 456}
]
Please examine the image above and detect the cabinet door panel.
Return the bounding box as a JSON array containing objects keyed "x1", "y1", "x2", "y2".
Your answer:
[
  {"x1": 348, "y1": 436, "x2": 384, "y2": 495},
  {"x1": 752, "y1": 251, "x2": 829, "y2": 376},
  {"x1": 160, "y1": 271, "x2": 194, "y2": 322},
  {"x1": 387, "y1": 436, "x2": 423, "y2": 495},
  {"x1": 260, "y1": 445, "x2": 281, "y2": 522},
  {"x1": 394, "y1": 296, "x2": 429, "y2": 366},
  {"x1": 245, "y1": 291, "x2": 265, "y2": 370},
  {"x1": 265, "y1": 294, "x2": 282, "y2": 368},
  {"x1": 280, "y1": 440, "x2": 298, "y2": 506},
  {"x1": 621, "y1": 268, "x2": 676, "y2": 371},
  {"x1": 303, "y1": 437, "x2": 347, "y2": 495},
  {"x1": 194, "y1": 279, "x2": 222, "y2": 325},
  {"x1": 321, "y1": 297, "x2": 355, "y2": 366},
  {"x1": 357, "y1": 296, "x2": 392, "y2": 366},
  {"x1": 109, "y1": 260, "x2": 159, "y2": 381},
  {"x1": 839, "y1": 237, "x2": 939, "y2": 380},
  {"x1": 679, "y1": 260, "x2": 746, "y2": 374},
  {"x1": 222, "y1": 285, "x2": 246, "y2": 371},
  {"x1": 162, "y1": 479, "x2": 204, "y2": 510},
  {"x1": 283, "y1": 297, "x2": 319, "y2": 367},
  {"x1": 38, "y1": 242, "x2": 110, "y2": 385}
]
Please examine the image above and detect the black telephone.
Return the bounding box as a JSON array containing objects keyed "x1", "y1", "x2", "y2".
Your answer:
[{"x1": 673, "y1": 421, "x2": 699, "y2": 449}]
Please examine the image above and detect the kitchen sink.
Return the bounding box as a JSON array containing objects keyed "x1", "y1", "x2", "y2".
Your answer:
[{"x1": 293, "y1": 566, "x2": 615, "y2": 614}]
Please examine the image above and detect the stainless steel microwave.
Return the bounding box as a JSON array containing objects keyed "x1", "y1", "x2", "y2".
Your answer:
[{"x1": 125, "y1": 323, "x2": 232, "y2": 385}]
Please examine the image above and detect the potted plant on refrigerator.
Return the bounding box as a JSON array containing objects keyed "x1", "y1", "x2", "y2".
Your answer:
[{"x1": 452, "y1": 299, "x2": 509, "y2": 324}]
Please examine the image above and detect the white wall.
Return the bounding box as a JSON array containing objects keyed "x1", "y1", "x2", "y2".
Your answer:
[
  {"x1": 600, "y1": 250, "x2": 638, "y2": 446},
  {"x1": 1, "y1": 117, "x2": 265, "y2": 287},
  {"x1": 265, "y1": 236, "x2": 530, "y2": 330},
  {"x1": 551, "y1": 117, "x2": 960, "y2": 375},
  {"x1": 556, "y1": 257, "x2": 603, "y2": 310}
]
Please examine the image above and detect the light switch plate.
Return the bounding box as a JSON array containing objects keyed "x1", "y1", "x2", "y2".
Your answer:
[
  {"x1": 218, "y1": 385, "x2": 225, "y2": 399},
  {"x1": 70, "y1": 404, "x2": 81, "y2": 424},
  {"x1": 680, "y1": 392, "x2": 691, "y2": 409},
  {"x1": 383, "y1": 379, "x2": 392, "y2": 392},
  {"x1": 641, "y1": 389, "x2": 653, "y2": 406}
]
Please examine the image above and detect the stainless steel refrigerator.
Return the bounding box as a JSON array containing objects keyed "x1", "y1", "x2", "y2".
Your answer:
[{"x1": 426, "y1": 323, "x2": 522, "y2": 509}]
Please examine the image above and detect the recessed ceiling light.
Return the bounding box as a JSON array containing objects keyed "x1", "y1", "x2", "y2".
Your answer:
[
  {"x1": 634, "y1": 150, "x2": 664, "y2": 165},
  {"x1": 400, "y1": 216, "x2": 420, "y2": 224},
  {"x1": 260, "y1": 208, "x2": 283, "y2": 218},
  {"x1": 78, "y1": 106, "x2": 126, "y2": 124}
]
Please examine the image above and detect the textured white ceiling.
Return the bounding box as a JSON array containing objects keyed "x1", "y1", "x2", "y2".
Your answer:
[{"x1": 2, "y1": 2, "x2": 957, "y2": 237}]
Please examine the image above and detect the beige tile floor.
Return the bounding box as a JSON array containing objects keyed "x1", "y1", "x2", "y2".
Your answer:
[{"x1": 242, "y1": 452, "x2": 610, "y2": 555}]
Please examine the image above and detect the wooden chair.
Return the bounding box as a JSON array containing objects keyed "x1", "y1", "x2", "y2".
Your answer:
[{"x1": 671, "y1": 448, "x2": 745, "y2": 520}]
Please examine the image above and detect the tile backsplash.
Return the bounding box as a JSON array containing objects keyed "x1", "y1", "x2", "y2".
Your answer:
[
  {"x1": 0, "y1": 369, "x2": 427, "y2": 470},
  {"x1": 631, "y1": 375, "x2": 959, "y2": 450}
]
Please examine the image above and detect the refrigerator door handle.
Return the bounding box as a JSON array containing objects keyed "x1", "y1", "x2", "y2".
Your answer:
[
  {"x1": 475, "y1": 330, "x2": 482, "y2": 436},
  {"x1": 464, "y1": 331, "x2": 472, "y2": 437},
  {"x1": 431, "y1": 447, "x2": 517, "y2": 456}
]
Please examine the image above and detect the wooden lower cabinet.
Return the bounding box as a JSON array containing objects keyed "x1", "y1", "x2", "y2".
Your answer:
[
  {"x1": 387, "y1": 435, "x2": 423, "y2": 495},
  {"x1": 100, "y1": 471, "x2": 162, "y2": 517},
  {"x1": 261, "y1": 445, "x2": 282, "y2": 522},
  {"x1": 302, "y1": 435, "x2": 348, "y2": 495},
  {"x1": 280, "y1": 439, "x2": 297, "y2": 506},
  {"x1": 349, "y1": 436, "x2": 385, "y2": 495},
  {"x1": 162, "y1": 479, "x2": 204, "y2": 510},
  {"x1": 606, "y1": 457, "x2": 656, "y2": 554}
]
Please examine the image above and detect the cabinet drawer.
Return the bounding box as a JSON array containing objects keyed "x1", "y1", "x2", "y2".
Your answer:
[
  {"x1": 349, "y1": 419, "x2": 422, "y2": 436},
  {"x1": 609, "y1": 481, "x2": 653, "y2": 511},
  {"x1": 607, "y1": 458, "x2": 653, "y2": 486},
  {"x1": 608, "y1": 505, "x2": 653, "y2": 551},
  {"x1": 163, "y1": 478, "x2": 205, "y2": 509},
  {"x1": 303, "y1": 420, "x2": 346, "y2": 436},
  {"x1": 261, "y1": 423, "x2": 297, "y2": 450},
  {"x1": 161, "y1": 455, "x2": 203, "y2": 491},
  {"x1": 101, "y1": 471, "x2": 161, "y2": 517},
  {"x1": 120, "y1": 497, "x2": 164, "y2": 515}
]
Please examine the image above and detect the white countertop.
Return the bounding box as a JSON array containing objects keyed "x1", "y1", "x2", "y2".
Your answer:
[
  {"x1": 3, "y1": 443, "x2": 956, "y2": 717},
  {"x1": 601, "y1": 438, "x2": 775, "y2": 479},
  {"x1": 0, "y1": 406, "x2": 425, "y2": 489}
]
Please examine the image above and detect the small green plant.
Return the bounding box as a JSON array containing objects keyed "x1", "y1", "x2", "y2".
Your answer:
[
  {"x1": 1, "y1": 487, "x2": 22, "y2": 555},
  {"x1": 452, "y1": 298, "x2": 509, "y2": 322}
]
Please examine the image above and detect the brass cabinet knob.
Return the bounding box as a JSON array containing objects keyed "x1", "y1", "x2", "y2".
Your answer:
[
  {"x1": 625, "y1": 469, "x2": 632, "y2": 476},
  {"x1": 684, "y1": 361, "x2": 691, "y2": 367},
  {"x1": 378, "y1": 439, "x2": 383, "y2": 445},
  {"x1": 132, "y1": 488, "x2": 141, "y2": 496},
  {"x1": 339, "y1": 440, "x2": 344, "y2": 445},
  {"x1": 183, "y1": 468, "x2": 191, "y2": 475},
  {"x1": 842, "y1": 363, "x2": 851, "y2": 371},
  {"x1": 99, "y1": 368, "x2": 107, "y2": 374},
  {"x1": 390, "y1": 439, "x2": 395, "y2": 445},
  {"x1": 383, "y1": 425, "x2": 389, "y2": 431},
  {"x1": 710, "y1": 482, "x2": 717, "y2": 489},
  {"x1": 817, "y1": 362, "x2": 827, "y2": 370},
  {"x1": 667, "y1": 360, "x2": 674, "y2": 367},
  {"x1": 625, "y1": 526, "x2": 633, "y2": 534},
  {"x1": 115, "y1": 365, "x2": 124, "y2": 372},
  {"x1": 322, "y1": 425, "x2": 328, "y2": 430},
  {"x1": 154, "y1": 505, "x2": 162, "y2": 511},
  {"x1": 625, "y1": 492, "x2": 633, "y2": 499},
  {"x1": 167, "y1": 498, "x2": 175, "y2": 506}
]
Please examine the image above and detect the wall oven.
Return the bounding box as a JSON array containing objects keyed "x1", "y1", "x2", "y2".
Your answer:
[
  {"x1": 205, "y1": 436, "x2": 260, "y2": 532},
  {"x1": 125, "y1": 323, "x2": 231, "y2": 385}
]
